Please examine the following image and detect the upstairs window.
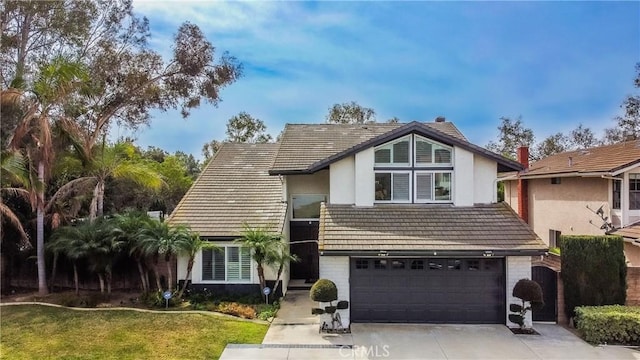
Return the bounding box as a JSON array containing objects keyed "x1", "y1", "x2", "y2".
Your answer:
[
  {"x1": 292, "y1": 194, "x2": 326, "y2": 219},
  {"x1": 375, "y1": 172, "x2": 411, "y2": 202},
  {"x1": 415, "y1": 136, "x2": 452, "y2": 166},
  {"x1": 630, "y1": 174, "x2": 640, "y2": 210},
  {"x1": 374, "y1": 136, "x2": 411, "y2": 167},
  {"x1": 415, "y1": 172, "x2": 452, "y2": 202}
]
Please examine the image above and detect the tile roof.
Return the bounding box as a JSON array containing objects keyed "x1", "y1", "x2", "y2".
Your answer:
[
  {"x1": 523, "y1": 140, "x2": 640, "y2": 177},
  {"x1": 167, "y1": 143, "x2": 286, "y2": 238},
  {"x1": 319, "y1": 202, "x2": 546, "y2": 252},
  {"x1": 611, "y1": 222, "x2": 640, "y2": 240},
  {"x1": 271, "y1": 121, "x2": 468, "y2": 173}
]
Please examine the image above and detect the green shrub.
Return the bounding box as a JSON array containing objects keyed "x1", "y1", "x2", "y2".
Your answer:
[
  {"x1": 509, "y1": 278, "x2": 544, "y2": 329},
  {"x1": 560, "y1": 235, "x2": 626, "y2": 318},
  {"x1": 575, "y1": 306, "x2": 640, "y2": 345},
  {"x1": 310, "y1": 279, "x2": 338, "y2": 302},
  {"x1": 257, "y1": 302, "x2": 280, "y2": 320}
]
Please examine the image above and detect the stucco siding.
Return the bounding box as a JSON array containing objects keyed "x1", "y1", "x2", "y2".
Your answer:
[
  {"x1": 504, "y1": 179, "x2": 519, "y2": 212},
  {"x1": 506, "y1": 256, "x2": 532, "y2": 327},
  {"x1": 355, "y1": 148, "x2": 375, "y2": 206},
  {"x1": 528, "y1": 177, "x2": 609, "y2": 245},
  {"x1": 287, "y1": 170, "x2": 330, "y2": 198},
  {"x1": 330, "y1": 157, "x2": 355, "y2": 205},
  {"x1": 474, "y1": 154, "x2": 497, "y2": 204},
  {"x1": 454, "y1": 147, "x2": 474, "y2": 206},
  {"x1": 319, "y1": 256, "x2": 350, "y2": 327}
]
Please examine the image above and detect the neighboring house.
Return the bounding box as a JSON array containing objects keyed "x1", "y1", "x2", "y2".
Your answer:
[
  {"x1": 502, "y1": 141, "x2": 640, "y2": 266},
  {"x1": 169, "y1": 119, "x2": 547, "y2": 327}
]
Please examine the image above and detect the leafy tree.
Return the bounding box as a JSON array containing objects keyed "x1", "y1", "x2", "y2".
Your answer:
[
  {"x1": 326, "y1": 101, "x2": 376, "y2": 124},
  {"x1": 569, "y1": 124, "x2": 598, "y2": 149},
  {"x1": 174, "y1": 151, "x2": 201, "y2": 179},
  {"x1": 201, "y1": 139, "x2": 222, "y2": 164},
  {"x1": 225, "y1": 112, "x2": 272, "y2": 143},
  {"x1": 236, "y1": 224, "x2": 282, "y2": 293},
  {"x1": 140, "y1": 221, "x2": 192, "y2": 292},
  {"x1": 604, "y1": 63, "x2": 640, "y2": 142},
  {"x1": 386, "y1": 116, "x2": 400, "y2": 124},
  {"x1": 486, "y1": 116, "x2": 535, "y2": 160},
  {"x1": 532, "y1": 133, "x2": 569, "y2": 161}
]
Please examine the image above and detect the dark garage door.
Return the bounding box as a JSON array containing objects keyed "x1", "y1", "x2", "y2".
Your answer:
[{"x1": 350, "y1": 258, "x2": 505, "y2": 323}]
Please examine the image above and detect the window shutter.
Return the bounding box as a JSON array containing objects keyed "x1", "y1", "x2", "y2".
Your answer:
[
  {"x1": 202, "y1": 250, "x2": 213, "y2": 280},
  {"x1": 213, "y1": 248, "x2": 225, "y2": 281},
  {"x1": 375, "y1": 148, "x2": 391, "y2": 164},
  {"x1": 393, "y1": 173, "x2": 410, "y2": 201},
  {"x1": 415, "y1": 141, "x2": 432, "y2": 163},
  {"x1": 416, "y1": 173, "x2": 433, "y2": 200},
  {"x1": 393, "y1": 141, "x2": 409, "y2": 163},
  {"x1": 240, "y1": 247, "x2": 251, "y2": 280},
  {"x1": 227, "y1": 247, "x2": 240, "y2": 280}
]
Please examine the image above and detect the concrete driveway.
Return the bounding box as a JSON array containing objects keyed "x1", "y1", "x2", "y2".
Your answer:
[
  {"x1": 220, "y1": 290, "x2": 639, "y2": 359},
  {"x1": 221, "y1": 323, "x2": 639, "y2": 360}
]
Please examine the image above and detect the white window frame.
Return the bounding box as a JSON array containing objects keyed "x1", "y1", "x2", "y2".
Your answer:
[
  {"x1": 374, "y1": 135, "x2": 412, "y2": 167},
  {"x1": 374, "y1": 170, "x2": 412, "y2": 203},
  {"x1": 413, "y1": 135, "x2": 454, "y2": 167},
  {"x1": 201, "y1": 245, "x2": 253, "y2": 284},
  {"x1": 291, "y1": 194, "x2": 327, "y2": 221},
  {"x1": 414, "y1": 170, "x2": 454, "y2": 203}
]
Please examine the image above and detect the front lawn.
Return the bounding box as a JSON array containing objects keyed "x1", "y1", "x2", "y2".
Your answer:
[{"x1": 0, "y1": 304, "x2": 268, "y2": 360}]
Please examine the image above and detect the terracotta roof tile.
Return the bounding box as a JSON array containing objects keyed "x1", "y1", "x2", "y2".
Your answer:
[
  {"x1": 319, "y1": 203, "x2": 546, "y2": 252},
  {"x1": 167, "y1": 143, "x2": 286, "y2": 237},
  {"x1": 612, "y1": 222, "x2": 640, "y2": 240},
  {"x1": 524, "y1": 140, "x2": 640, "y2": 177}
]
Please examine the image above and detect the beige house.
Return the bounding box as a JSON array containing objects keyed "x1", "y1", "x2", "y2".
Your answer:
[{"x1": 502, "y1": 141, "x2": 640, "y2": 266}]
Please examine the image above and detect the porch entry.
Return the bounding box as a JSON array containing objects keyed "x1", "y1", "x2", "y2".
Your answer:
[{"x1": 289, "y1": 221, "x2": 319, "y2": 282}]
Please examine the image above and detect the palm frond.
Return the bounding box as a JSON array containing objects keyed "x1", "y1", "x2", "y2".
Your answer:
[
  {"x1": 0, "y1": 202, "x2": 32, "y2": 249},
  {"x1": 113, "y1": 162, "x2": 164, "y2": 190}
]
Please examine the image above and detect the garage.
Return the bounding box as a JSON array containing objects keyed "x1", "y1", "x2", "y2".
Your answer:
[{"x1": 350, "y1": 257, "x2": 505, "y2": 324}]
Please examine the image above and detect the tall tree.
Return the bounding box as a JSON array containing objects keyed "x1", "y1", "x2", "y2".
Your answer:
[
  {"x1": 225, "y1": 112, "x2": 272, "y2": 143},
  {"x1": 486, "y1": 116, "x2": 535, "y2": 160},
  {"x1": 604, "y1": 63, "x2": 640, "y2": 143},
  {"x1": 532, "y1": 133, "x2": 569, "y2": 161},
  {"x1": 569, "y1": 124, "x2": 598, "y2": 149},
  {"x1": 326, "y1": 101, "x2": 376, "y2": 124}
]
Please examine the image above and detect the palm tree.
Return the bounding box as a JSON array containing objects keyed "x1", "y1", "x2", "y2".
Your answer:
[
  {"x1": 112, "y1": 211, "x2": 153, "y2": 293},
  {"x1": 4, "y1": 56, "x2": 88, "y2": 295},
  {"x1": 140, "y1": 221, "x2": 191, "y2": 292},
  {"x1": 236, "y1": 224, "x2": 283, "y2": 293},
  {"x1": 175, "y1": 232, "x2": 218, "y2": 299},
  {"x1": 266, "y1": 243, "x2": 299, "y2": 297},
  {"x1": 0, "y1": 150, "x2": 35, "y2": 250}
]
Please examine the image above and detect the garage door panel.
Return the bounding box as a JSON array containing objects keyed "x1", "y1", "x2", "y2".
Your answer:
[{"x1": 350, "y1": 257, "x2": 505, "y2": 324}]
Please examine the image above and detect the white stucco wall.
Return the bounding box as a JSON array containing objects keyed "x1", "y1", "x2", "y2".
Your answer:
[
  {"x1": 454, "y1": 147, "x2": 474, "y2": 206},
  {"x1": 355, "y1": 148, "x2": 375, "y2": 206},
  {"x1": 319, "y1": 256, "x2": 351, "y2": 327},
  {"x1": 506, "y1": 256, "x2": 533, "y2": 327},
  {"x1": 329, "y1": 157, "x2": 355, "y2": 205},
  {"x1": 474, "y1": 154, "x2": 497, "y2": 204}
]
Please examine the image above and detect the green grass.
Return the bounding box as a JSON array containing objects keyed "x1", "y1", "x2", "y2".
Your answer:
[{"x1": 0, "y1": 305, "x2": 268, "y2": 360}]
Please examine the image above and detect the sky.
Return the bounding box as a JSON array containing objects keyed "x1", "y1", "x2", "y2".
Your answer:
[{"x1": 125, "y1": 1, "x2": 640, "y2": 160}]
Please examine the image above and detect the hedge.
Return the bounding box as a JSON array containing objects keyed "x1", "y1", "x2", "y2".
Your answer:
[
  {"x1": 560, "y1": 235, "x2": 626, "y2": 318},
  {"x1": 575, "y1": 306, "x2": 640, "y2": 345}
]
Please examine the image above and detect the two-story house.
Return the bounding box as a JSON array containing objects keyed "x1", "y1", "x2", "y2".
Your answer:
[
  {"x1": 502, "y1": 141, "x2": 640, "y2": 266},
  {"x1": 169, "y1": 120, "x2": 547, "y2": 327}
]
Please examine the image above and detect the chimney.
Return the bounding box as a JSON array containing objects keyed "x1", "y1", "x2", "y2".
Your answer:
[
  {"x1": 517, "y1": 146, "x2": 529, "y2": 223},
  {"x1": 434, "y1": 116, "x2": 446, "y2": 123}
]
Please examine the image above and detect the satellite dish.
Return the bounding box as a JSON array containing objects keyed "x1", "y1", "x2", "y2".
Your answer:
[{"x1": 596, "y1": 205, "x2": 604, "y2": 216}]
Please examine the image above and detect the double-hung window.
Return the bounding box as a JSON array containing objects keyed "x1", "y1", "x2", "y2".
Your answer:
[
  {"x1": 630, "y1": 174, "x2": 640, "y2": 210},
  {"x1": 202, "y1": 246, "x2": 251, "y2": 282},
  {"x1": 374, "y1": 134, "x2": 453, "y2": 203}
]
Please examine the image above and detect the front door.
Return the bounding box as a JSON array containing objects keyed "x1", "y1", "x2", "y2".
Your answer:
[
  {"x1": 289, "y1": 221, "x2": 319, "y2": 282},
  {"x1": 532, "y1": 266, "x2": 558, "y2": 322}
]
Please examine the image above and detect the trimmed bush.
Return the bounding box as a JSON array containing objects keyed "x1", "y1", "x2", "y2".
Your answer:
[
  {"x1": 560, "y1": 235, "x2": 626, "y2": 318},
  {"x1": 310, "y1": 279, "x2": 338, "y2": 302},
  {"x1": 575, "y1": 306, "x2": 640, "y2": 345},
  {"x1": 509, "y1": 278, "x2": 544, "y2": 329}
]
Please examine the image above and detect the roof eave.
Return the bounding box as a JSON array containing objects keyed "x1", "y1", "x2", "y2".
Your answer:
[{"x1": 319, "y1": 249, "x2": 548, "y2": 257}]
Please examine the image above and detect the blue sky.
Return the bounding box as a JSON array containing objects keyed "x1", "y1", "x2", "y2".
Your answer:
[{"x1": 126, "y1": 1, "x2": 639, "y2": 160}]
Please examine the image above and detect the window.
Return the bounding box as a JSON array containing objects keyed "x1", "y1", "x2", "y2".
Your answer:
[
  {"x1": 630, "y1": 174, "x2": 640, "y2": 210},
  {"x1": 375, "y1": 172, "x2": 411, "y2": 201},
  {"x1": 374, "y1": 260, "x2": 387, "y2": 269},
  {"x1": 415, "y1": 136, "x2": 452, "y2": 166},
  {"x1": 411, "y1": 260, "x2": 424, "y2": 270},
  {"x1": 355, "y1": 259, "x2": 369, "y2": 269},
  {"x1": 292, "y1": 194, "x2": 326, "y2": 219},
  {"x1": 551, "y1": 177, "x2": 561, "y2": 185},
  {"x1": 374, "y1": 136, "x2": 410, "y2": 166},
  {"x1": 613, "y1": 179, "x2": 621, "y2": 210},
  {"x1": 374, "y1": 134, "x2": 454, "y2": 203},
  {"x1": 202, "y1": 246, "x2": 251, "y2": 282},
  {"x1": 549, "y1": 230, "x2": 561, "y2": 248},
  {"x1": 392, "y1": 260, "x2": 405, "y2": 269}
]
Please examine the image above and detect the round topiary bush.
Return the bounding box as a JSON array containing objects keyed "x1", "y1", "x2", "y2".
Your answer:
[
  {"x1": 513, "y1": 278, "x2": 544, "y2": 308},
  {"x1": 310, "y1": 279, "x2": 338, "y2": 302}
]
